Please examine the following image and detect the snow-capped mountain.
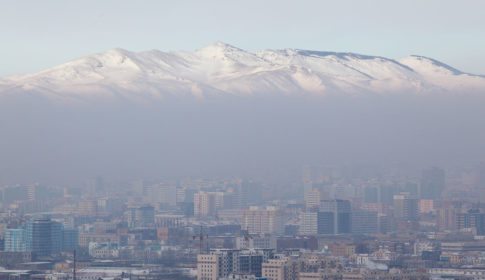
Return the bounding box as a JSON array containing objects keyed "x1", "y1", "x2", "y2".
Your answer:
[{"x1": 1, "y1": 42, "x2": 484, "y2": 102}]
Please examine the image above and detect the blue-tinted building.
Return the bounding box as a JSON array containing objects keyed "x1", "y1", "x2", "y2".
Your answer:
[
  {"x1": 25, "y1": 218, "x2": 63, "y2": 257},
  {"x1": 62, "y1": 228, "x2": 79, "y2": 251},
  {"x1": 128, "y1": 205, "x2": 155, "y2": 227},
  {"x1": 318, "y1": 199, "x2": 352, "y2": 235},
  {"x1": 5, "y1": 228, "x2": 26, "y2": 252}
]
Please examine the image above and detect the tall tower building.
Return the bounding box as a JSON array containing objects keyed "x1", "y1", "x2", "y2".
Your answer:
[
  {"x1": 62, "y1": 228, "x2": 79, "y2": 251},
  {"x1": 420, "y1": 167, "x2": 445, "y2": 199},
  {"x1": 299, "y1": 212, "x2": 317, "y2": 235},
  {"x1": 318, "y1": 199, "x2": 352, "y2": 234},
  {"x1": 351, "y1": 210, "x2": 378, "y2": 234},
  {"x1": 435, "y1": 201, "x2": 461, "y2": 231},
  {"x1": 304, "y1": 188, "x2": 321, "y2": 210},
  {"x1": 240, "y1": 180, "x2": 263, "y2": 207},
  {"x1": 127, "y1": 205, "x2": 155, "y2": 227},
  {"x1": 364, "y1": 186, "x2": 379, "y2": 203},
  {"x1": 456, "y1": 209, "x2": 485, "y2": 235},
  {"x1": 393, "y1": 193, "x2": 419, "y2": 221},
  {"x1": 139, "y1": 205, "x2": 155, "y2": 226},
  {"x1": 193, "y1": 191, "x2": 224, "y2": 218}
]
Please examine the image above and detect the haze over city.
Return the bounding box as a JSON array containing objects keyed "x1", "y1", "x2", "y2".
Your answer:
[{"x1": 1, "y1": 1, "x2": 485, "y2": 280}]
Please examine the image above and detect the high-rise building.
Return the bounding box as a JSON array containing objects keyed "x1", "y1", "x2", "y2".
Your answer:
[
  {"x1": 436, "y1": 201, "x2": 461, "y2": 231},
  {"x1": 127, "y1": 205, "x2": 155, "y2": 227},
  {"x1": 299, "y1": 212, "x2": 317, "y2": 235},
  {"x1": 419, "y1": 199, "x2": 435, "y2": 214},
  {"x1": 62, "y1": 228, "x2": 79, "y2": 251},
  {"x1": 242, "y1": 207, "x2": 285, "y2": 235},
  {"x1": 351, "y1": 210, "x2": 378, "y2": 235},
  {"x1": 378, "y1": 185, "x2": 397, "y2": 204},
  {"x1": 194, "y1": 191, "x2": 224, "y2": 218},
  {"x1": 97, "y1": 197, "x2": 124, "y2": 215},
  {"x1": 197, "y1": 249, "x2": 274, "y2": 280},
  {"x1": 318, "y1": 199, "x2": 352, "y2": 235},
  {"x1": 456, "y1": 209, "x2": 485, "y2": 235},
  {"x1": 378, "y1": 214, "x2": 392, "y2": 234},
  {"x1": 437, "y1": 208, "x2": 457, "y2": 231},
  {"x1": 237, "y1": 249, "x2": 273, "y2": 277},
  {"x1": 197, "y1": 254, "x2": 219, "y2": 280},
  {"x1": 77, "y1": 199, "x2": 98, "y2": 216},
  {"x1": 51, "y1": 221, "x2": 63, "y2": 253},
  {"x1": 304, "y1": 188, "x2": 321, "y2": 210},
  {"x1": 475, "y1": 163, "x2": 485, "y2": 201},
  {"x1": 85, "y1": 176, "x2": 105, "y2": 195},
  {"x1": 420, "y1": 167, "x2": 445, "y2": 199},
  {"x1": 2, "y1": 185, "x2": 29, "y2": 204},
  {"x1": 403, "y1": 182, "x2": 419, "y2": 197},
  {"x1": 5, "y1": 229, "x2": 26, "y2": 252},
  {"x1": 393, "y1": 193, "x2": 419, "y2": 221},
  {"x1": 363, "y1": 186, "x2": 379, "y2": 203},
  {"x1": 145, "y1": 184, "x2": 177, "y2": 207},
  {"x1": 239, "y1": 180, "x2": 263, "y2": 208},
  {"x1": 25, "y1": 218, "x2": 63, "y2": 257},
  {"x1": 222, "y1": 189, "x2": 241, "y2": 210},
  {"x1": 316, "y1": 211, "x2": 335, "y2": 235},
  {"x1": 5, "y1": 221, "x2": 76, "y2": 254}
]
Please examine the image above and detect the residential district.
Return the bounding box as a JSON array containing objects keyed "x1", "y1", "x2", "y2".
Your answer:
[{"x1": 1, "y1": 165, "x2": 485, "y2": 280}]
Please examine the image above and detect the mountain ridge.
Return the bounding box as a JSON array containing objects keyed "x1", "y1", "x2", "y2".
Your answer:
[{"x1": 1, "y1": 42, "x2": 484, "y2": 102}]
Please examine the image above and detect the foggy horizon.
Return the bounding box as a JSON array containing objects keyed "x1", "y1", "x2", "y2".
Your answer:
[{"x1": 1, "y1": 92, "x2": 484, "y2": 185}]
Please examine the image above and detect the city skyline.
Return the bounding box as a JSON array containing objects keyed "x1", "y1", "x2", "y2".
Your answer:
[{"x1": 1, "y1": 2, "x2": 485, "y2": 279}]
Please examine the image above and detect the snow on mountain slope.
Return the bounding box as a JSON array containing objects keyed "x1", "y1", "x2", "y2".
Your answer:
[
  {"x1": 399, "y1": 55, "x2": 485, "y2": 92},
  {"x1": 256, "y1": 49, "x2": 426, "y2": 94},
  {"x1": 2, "y1": 42, "x2": 484, "y2": 102}
]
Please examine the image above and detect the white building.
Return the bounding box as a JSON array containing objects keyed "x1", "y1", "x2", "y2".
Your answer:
[
  {"x1": 88, "y1": 242, "x2": 119, "y2": 259},
  {"x1": 236, "y1": 234, "x2": 276, "y2": 249},
  {"x1": 194, "y1": 191, "x2": 224, "y2": 218},
  {"x1": 299, "y1": 212, "x2": 317, "y2": 235},
  {"x1": 242, "y1": 206, "x2": 285, "y2": 235}
]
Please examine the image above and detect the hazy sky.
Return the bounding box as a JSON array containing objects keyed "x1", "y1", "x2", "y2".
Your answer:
[{"x1": 1, "y1": 0, "x2": 484, "y2": 76}]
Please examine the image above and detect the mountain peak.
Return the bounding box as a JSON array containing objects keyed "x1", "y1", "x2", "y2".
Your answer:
[
  {"x1": 196, "y1": 42, "x2": 245, "y2": 57},
  {"x1": 105, "y1": 47, "x2": 132, "y2": 55},
  {"x1": 100, "y1": 48, "x2": 136, "y2": 61},
  {"x1": 204, "y1": 41, "x2": 240, "y2": 49}
]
